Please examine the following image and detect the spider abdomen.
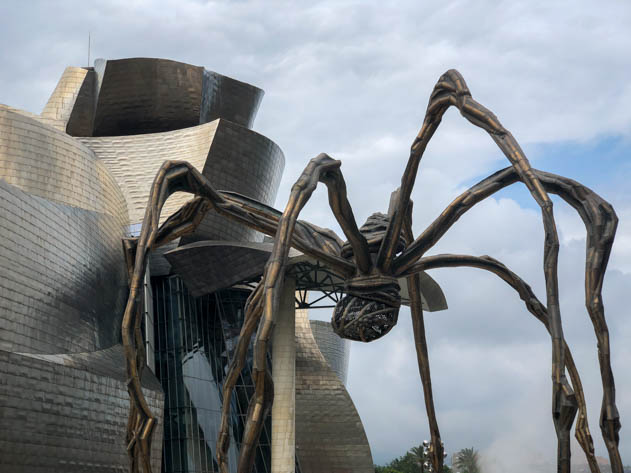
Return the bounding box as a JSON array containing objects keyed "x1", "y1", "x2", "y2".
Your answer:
[
  {"x1": 331, "y1": 280, "x2": 401, "y2": 342},
  {"x1": 332, "y1": 295, "x2": 400, "y2": 342}
]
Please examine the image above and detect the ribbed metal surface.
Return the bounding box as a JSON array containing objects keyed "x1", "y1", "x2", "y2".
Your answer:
[
  {"x1": 40, "y1": 66, "x2": 89, "y2": 131},
  {"x1": 80, "y1": 119, "x2": 284, "y2": 245},
  {"x1": 79, "y1": 121, "x2": 218, "y2": 227},
  {"x1": 0, "y1": 105, "x2": 129, "y2": 222}
]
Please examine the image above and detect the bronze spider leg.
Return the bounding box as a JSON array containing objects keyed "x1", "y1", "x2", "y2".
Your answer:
[
  {"x1": 154, "y1": 192, "x2": 354, "y2": 276},
  {"x1": 216, "y1": 282, "x2": 266, "y2": 473},
  {"x1": 404, "y1": 254, "x2": 599, "y2": 473},
  {"x1": 395, "y1": 167, "x2": 620, "y2": 473},
  {"x1": 122, "y1": 161, "x2": 233, "y2": 473},
  {"x1": 222, "y1": 153, "x2": 375, "y2": 472},
  {"x1": 121, "y1": 162, "x2": 282, "y2": 473},
  {"x1": 379, "y1": 69, "x2": 573, "y2": 471},
  {"x1": 402, "y1": 204, "x2": 445, "y2": 473}
]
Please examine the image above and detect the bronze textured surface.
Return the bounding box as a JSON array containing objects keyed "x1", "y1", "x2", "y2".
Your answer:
[{"x1": 123, "y1": 69, "x2": 623, "y2": 473}]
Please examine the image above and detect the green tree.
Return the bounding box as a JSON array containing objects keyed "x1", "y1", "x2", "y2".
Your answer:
[
  {"x1": 376, "y1": 444, "x2": 453, "y2": 473},
  {"x1": 410, "y1": 445, "x2": 426, "y2": 470},
  {"x1": 453, "y1": 447, "x2": 480, "y2": 473},
  {"x1": 375, "y1": 445, "x2": 452, "y2": 473},
  {"x1": 375, "y1": 466, "x2": 403, "y2": 473},
  {"x1": 390, "y1": 451, "x2": 418, "y2": 473}
]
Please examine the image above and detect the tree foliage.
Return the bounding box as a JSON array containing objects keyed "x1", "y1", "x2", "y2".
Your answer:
[
  {"x1": 375, "y1": 444, "x2": 453, "y2": 473},
  {"x1": 453, "y1": 447, "x2": 480, "y2": 473}
]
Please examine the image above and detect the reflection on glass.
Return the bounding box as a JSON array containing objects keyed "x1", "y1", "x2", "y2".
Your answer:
[{"x1": 152, "y1": 275, "x2": 272, "y2": 473}]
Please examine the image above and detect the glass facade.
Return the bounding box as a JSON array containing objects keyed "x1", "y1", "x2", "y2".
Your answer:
[{"x1": 152, "y1": 275, "x2": 273, "y2": 473}]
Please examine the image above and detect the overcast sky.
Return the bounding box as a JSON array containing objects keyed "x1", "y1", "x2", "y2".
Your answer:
[{"x1": 1, "y1": 1, "x2": 630, "y2": 470}]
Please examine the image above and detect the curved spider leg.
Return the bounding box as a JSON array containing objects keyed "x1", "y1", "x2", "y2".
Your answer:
[
  {"x1": 122, "y1": 160, "x2": 292, "y2": 472},
  {"x1": 122, "y1": 162, "x2": 221, "y2": 472},
  {"x1": 381, "y1": 69, "x2": 573, "y2": 471},
  {"x1": 216, "y1": 283, "x2": 266, "y2": 473},
  {"x1": 229, "y1": 153, "x2": 370, "y2": 472},
  {"x1": 394, "y1": 167, "x2": 621, "y2": 472},
  {"x1": 402, "y1": 205, "x2": 445, "y2": 473},
  {"x1": 404, "y1": 253, "x2": 600, "y2": 472},
  {"x1": 216, "y1": 282, "x2": 267, "y2": 473},
  {"x1": 126, "y1": 193, "x2": 356, "y2": 279}
]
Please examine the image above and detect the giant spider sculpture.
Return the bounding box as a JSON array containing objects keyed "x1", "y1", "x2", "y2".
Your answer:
[{"x1": 121, "y1": 70, "x2": 622, "y2": 473}]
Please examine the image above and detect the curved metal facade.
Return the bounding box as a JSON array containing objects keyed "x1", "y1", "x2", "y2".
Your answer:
[
  {"x1": 309, "y1": 320, "x2": 350, "y2": 385},
  {"x1": 40, "y1": 66, "x2": 91, "y2": 132},
  {"x1": 0, "y1": 106, "x2": 128, "y2": 220},
  {"x1": 0, "y1": 99, "x2": 163, "y2": 470},
  {"x1": 0, "y1": 348, "x2": 164, "y2": 473},
  {"x1": 0, "y1": 106, "x2": 129, "y2": 355},
  {"x1": 79, "y1": 119, "x2": 284, "y2": 245},
  {"x1": 52, "y1": 57, "x2": 265, "y2": 137},
  {"x1": 295, "y1": 309, "x2": 374, "y2": 472}
]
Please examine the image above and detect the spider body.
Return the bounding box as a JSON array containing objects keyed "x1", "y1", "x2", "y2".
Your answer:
[
  {"x1": 121, "y1": 70, "x2": 623, "y2": 473},
  {"x1": 334, "y1": 211, "x2": 408, "y2": 341}
]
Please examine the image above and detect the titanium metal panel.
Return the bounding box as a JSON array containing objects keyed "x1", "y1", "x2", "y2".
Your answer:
[
  {"x1": 40, "y1": 66, "x2": 90, "y2": 132},
  {"x1": 0, "y1": 179, "x2": 128, "y2": 354},
  {"x1": 0, "y1": 108, "x2": 129, "y2": 354},
  {"x1": 81, "y1": 119, "x2": 284, "y2": 246},
  {"x1": 185, "y1": 119, "x2": 284, "y2": 244},
  {"x1": 295, "y1": 309, "x2": 374, "y2": 472},
  {"x1": 0, "y1": 347, "x2": 163, "y2": 473},
  {"x1": 201, "y1": 70, "x2": 263, "y2": 129},
  {"x1": 309, "y1": 320, "x2": 350, "y2": 385},
  {"x1": 65, "y1": 68, "x2": 98, "y2": 137},
  {"x1": 165, "y1": 241, "x2": 301, "y2": 297},
  {"x1": 90, "y1": 58, "x2": 263, "y2": 136},
  {"x1": 80, "y1": 120, "x2": 219, "y2": 227},
  {"x1": 0, "y1": 105, "x2": 129, "y2": 223},
  {"x1": 93, "y1": 58, "x2": 205, "y2": 136}
]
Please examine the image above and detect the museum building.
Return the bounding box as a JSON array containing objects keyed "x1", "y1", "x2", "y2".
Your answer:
[{"x1": 0, "y1": 57, "x2": 390, "y2": 473}]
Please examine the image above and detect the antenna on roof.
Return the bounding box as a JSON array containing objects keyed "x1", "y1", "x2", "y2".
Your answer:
[{"x1": 88, "y1": 32, "x2": 91, "y2": 67}]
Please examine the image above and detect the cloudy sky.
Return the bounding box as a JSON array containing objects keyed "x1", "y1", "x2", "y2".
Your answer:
[{"x1": 1, "y1": 0, "x2": 630, "y2": 470}]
